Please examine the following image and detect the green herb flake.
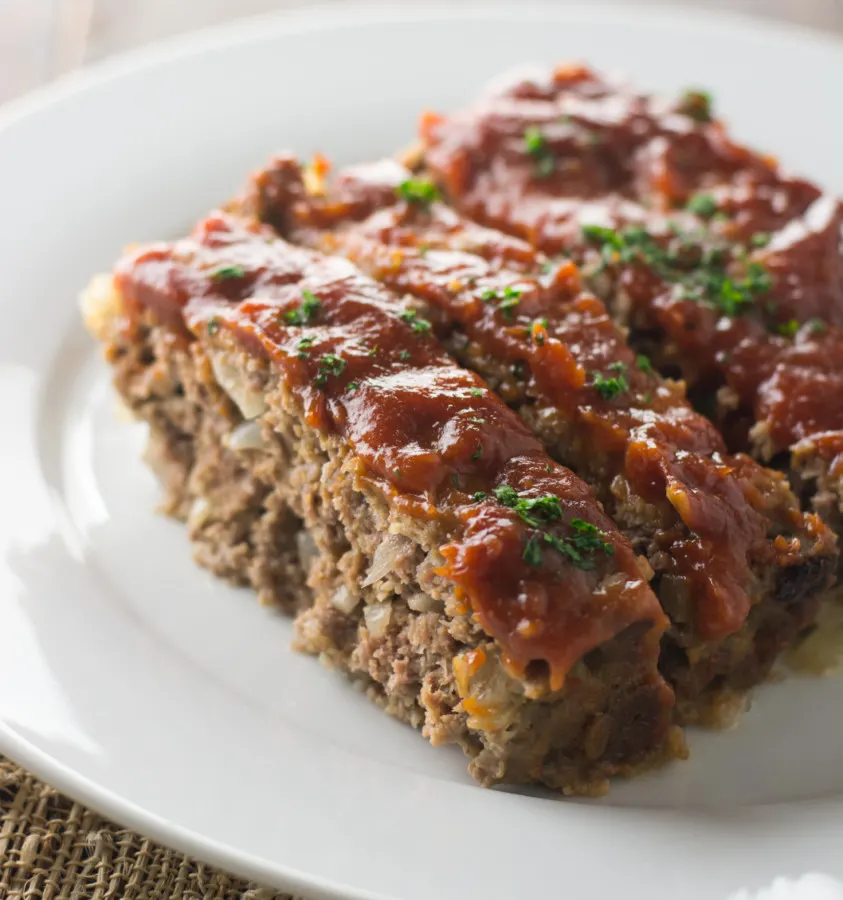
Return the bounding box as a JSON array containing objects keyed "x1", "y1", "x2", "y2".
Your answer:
[
  {"x1": 777, "y1": 319, "x2": 800, "y2": 337},
  {"x1": 210, "y1": 264, "x2": 245, "y2": 282},
  {"x1": 285, "y1": 289, "x2": 321, "y2": 326},
  {"x1": 751, "y1": 231, "x2": 771, "y2": 248},
  {"x1": 687, "y1": 193, "x2": 718, "y2": 219},
  {"x1": 808, "y1": 317, "x2": 827, "y2": 334},
  {"x1": 451, "y1": 473, "x2": 461, "y2": 489},
  {"x1": 396, "y1": 178, "x2": 440, "y2": 208},
  {"x1": 398, "y1": 349, "x2": 412, "y2": 361},
  {"x1": 636, "y1": 354, "x2": 653, "y2": 374},
  {"x1": 398, "y1": 309, "x2": 433, "y2": 334},
  {"x1": 345, "y1": 381, "x2": 360, "y2": 392},
  {"x1": 677, "y1": 88, "x2": 713, "y2": 123},
  {"x1": 469, "y1": 417, "x2": 486, "y2": 425},
  {"x1": 480, "y1": 285, "x2": 523, "y2": 320},
  {"x1": 642, "y1": 392, "x2": 653, "y2": 404},
  {"x1": 472, "y1": 444, "x2": 483, "y2": 461},
  {"x1": 206, "y1": 318, "x2": 221, "y2": 336},
  {"x1": 522, "y1": 535, "x2": 543, "y2": 567},
  {"x1": 469, "y1": 387, "x2": 483, "y2": 398},
  {"x1": 296, "y1": 336, "x2": 315, "y2": 358},
  {"x1": 524, "y1": 126, "x2": 555, "y2": 179},
  {"x1": 313, "y1": 353, "x2": 346, "y2": 388},
  {"x1": 591, "y1": 369, "x2": 629, "y2": 401},
  {"x1": 472, "y1": 491, "x2": 487, "y2": 502}
]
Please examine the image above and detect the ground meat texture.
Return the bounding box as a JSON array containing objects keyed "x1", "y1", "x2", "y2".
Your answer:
[
  {"x1": 82, "y1": 214, "x2": 680, "y2": 795},
  {"x1": 419, "y1": 64, "x2": 843, "y2": 549},
  {"x1": 240, "y1": 156, "x2": 838, "y2": 724}
]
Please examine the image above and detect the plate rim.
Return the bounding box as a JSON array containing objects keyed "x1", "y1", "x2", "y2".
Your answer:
[{"x1": 2, "y1": 3, "x2": 843, "y2": 897}]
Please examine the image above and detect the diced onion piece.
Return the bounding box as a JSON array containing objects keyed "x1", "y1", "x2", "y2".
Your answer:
[
  {"x1": 407, "y1": 592, "x2": 440, "y2": 613},
  {"x1": 363, "y1": 602, "x2": 392, "y2": 637},
  {"x1": 331, "y1": 586, "x2": 359, "y2": 615},
  {"x1": 362, "y1": 534, "x2": 413, "y2": 587},
  {"x1": 209, "y1": 352, "x2": 268, "y2": 419},
  {"x1": 296, "y1": 531, "x2": 317, "y2": 568},
  {"x1": 187, "y1": 496, "x2": 211, "y2": 530},
  {"x1": 224, "y1": 420, "x2": 267, "y2": 451}
]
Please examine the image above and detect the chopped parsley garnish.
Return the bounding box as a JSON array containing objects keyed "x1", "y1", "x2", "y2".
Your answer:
[
  {"x1": 469, "y1": 416, "x2": 486, "y2": 424},
  {"x1": 480, "y1": 285, "x2": 523, "y2": 320},
  {"x1": 472, "y1": 444, "x2": 483, "y2": 461},
  {"x1": 642, "y1": 392, "x2": 653, "y2": 404},
  {"x1": 524, "y1": 126, "x2": 555, "y2": 178},
  {"x1": 636, "y1": 354, "x2": 653, "y2": 374},
  {"x1": 472, "y1": 491, "x2": 487, "y2": 501},
  {"x1": 345, "y1": 381, "x2": 360, "y2": 392},
  {"x1": 418, "y1": 244, "x2": 429, "y2": 257},
  {"x1": 591, "y1": 364, "x2": 629, "y2": 400},
  {"x1": 808, "y1": 317, "x2": 827, "y2": 334},
  {"x1": 581, "y1": 224, "x2": 772, "y2": 318},
  {"x1": 469, "y1": 387, "x2": 483, "y2": 397},
  {"x1": 398, "y1": 349, "x2": 412, "y2": 361},
  {"x1": 296, "y1": 336, "x2": 315, "y2": 358},
  {"x1": 493, "y1": 485, "x2": 563, "y2": 528},
  {"x1": 751, "y1": 231, "x2": 771, "y2": 248},
  {"x1": 493, "y1": 485, "x2": 614, "y2": 569},
  {"x1": 210, "y1": 264, "x2": 245, "y2": 281},
  {"x1": 687, "y1": 193, "x2": 718, "y2": 219},
  {"x1": 285, "y1": 289, "x2": 321, "y2": 325},
  {"x1": 206, "y1": 318, "x2": 221, "y2": 336},
  {"x1": 398, "y1": 309, "x2": 432, "y2": 334},
  {"x1": 396, "y1": 178, "x2": 439, "y2": 207},
  {"x1": 313, "y1": 353, "x2": 346, "y2": 388},
  {"x1": 523, "y1": 535, "x2": 544, "y2": 566},
  {"x1": 777, "y1": 319, "x2": 800, "y2": 337},
  {"x1": 677, "y1": 88, "x2": 713, "y2": 123}
]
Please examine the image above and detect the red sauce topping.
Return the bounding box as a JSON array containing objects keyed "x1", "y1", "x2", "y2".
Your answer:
[
  {"x1": 115, "y1": 212, "x2": 667, "y2": 688},
  {"x1": 421, "y1": 65, "x2": 843, "y2": 462},
  {"x1": 246, "y1": 157, "x2": 836, "y2": 641}
]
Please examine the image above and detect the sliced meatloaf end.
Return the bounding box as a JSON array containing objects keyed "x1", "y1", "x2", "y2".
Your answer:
[
  {"x1": 418, "y1": 63, "x2": 843, "y2": 554},
  {"x1": 82, "y1": 211, "x2": 680, "y2": 794},
  {"x1": 241, "y1": 156, "x2": 838, "y2": 725}
]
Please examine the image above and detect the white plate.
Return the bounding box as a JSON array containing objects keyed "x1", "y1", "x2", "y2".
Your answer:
[{"x1": 1, "y1": 4, "x2": 843, "y2": 898}]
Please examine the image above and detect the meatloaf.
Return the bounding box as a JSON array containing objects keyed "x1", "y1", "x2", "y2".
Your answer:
[
  {"x1": 82, "y1": 210, "x2": 681, "y2": 795},
  {"x1": 420, "y1": 64, "x2": 843, "y2": 538},
  {"x1": 240, "y1": 155, "x2": 838, "y2": 724}
]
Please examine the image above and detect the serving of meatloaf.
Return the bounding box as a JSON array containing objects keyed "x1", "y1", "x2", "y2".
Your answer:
[
  {"x1": 83, "y1": 64, "x2": 843, "y2": 796},
  {"x1": 83, "y1": 211, "x2": 681, "y2": 795},
  {"x1": 239, "y1": 154, "x2": 837, "y2": 723},
  {"x1": 420, "y1": 64, "x2": 843, "y2": 540}
]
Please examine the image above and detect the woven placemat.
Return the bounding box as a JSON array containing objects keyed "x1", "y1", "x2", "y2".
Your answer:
[{"x1": 0, "y1": 756, "x2": 304, "y2": 899}]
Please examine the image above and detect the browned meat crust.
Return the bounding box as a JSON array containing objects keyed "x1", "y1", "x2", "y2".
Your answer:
[
  {"x1": 239, "y1": 155, "x2": 837, "y2": 722},
  {"x1": 83, "y1": 215, "x2": 680, "y2": 795}
]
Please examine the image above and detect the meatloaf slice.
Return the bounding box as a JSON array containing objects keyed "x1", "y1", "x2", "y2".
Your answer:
[
  {"x1": 241, "y1": 156, "x2": 838, "y2": 724},
  {"x1": 419, "y1": 64, "x2": 843, "y2": 545},
  {"x1": 82, "y1": 210, "x2": 680, "y2": 794}
]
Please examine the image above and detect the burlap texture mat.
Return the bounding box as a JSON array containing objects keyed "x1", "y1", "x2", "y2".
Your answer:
[{"x1": 0, "y1": 756, "x2": 306, "y2": 899}]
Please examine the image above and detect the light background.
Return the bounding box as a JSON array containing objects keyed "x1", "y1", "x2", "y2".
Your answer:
[{"x1": 2, "y1": 0, "x2": 843, "y2": 106}]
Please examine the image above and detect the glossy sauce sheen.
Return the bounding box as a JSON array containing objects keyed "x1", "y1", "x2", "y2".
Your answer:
[
  {"x1": 421, "y1": 65, "x2": 843, "y2": 460},
  {"x1": 114, "y1": 212, "x2": 667, "y2": 688},
  {"x1": 247, "y1": 157, "x2": 834, "y2": 641}
]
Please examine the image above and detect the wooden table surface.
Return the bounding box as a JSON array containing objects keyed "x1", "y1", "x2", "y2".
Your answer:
[{"x1": 3, "y1": 0, "x2": 843, "y2": 108}]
